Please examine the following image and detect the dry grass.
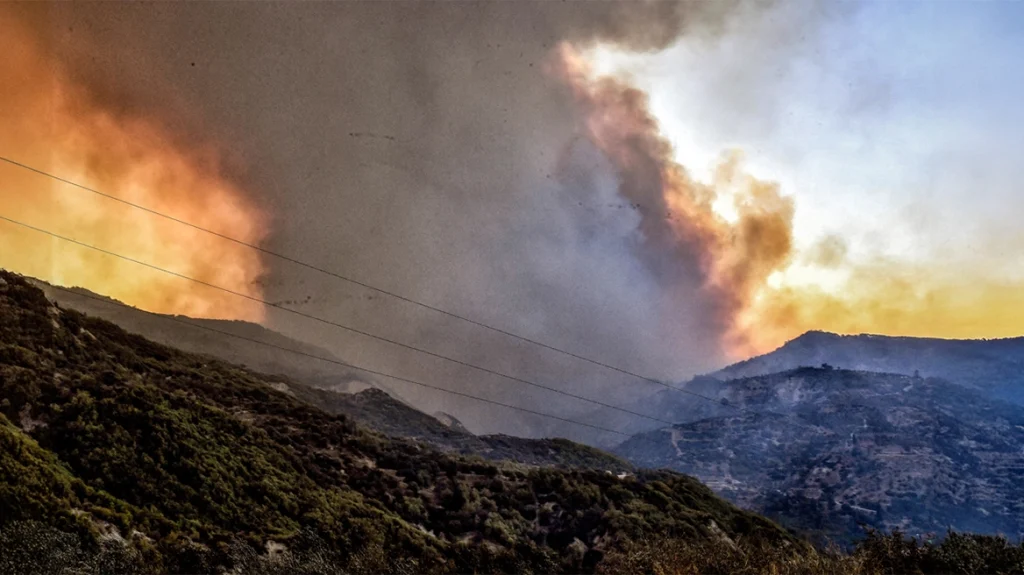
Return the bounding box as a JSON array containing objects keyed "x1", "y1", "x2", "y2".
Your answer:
[{"x1": 598, "y1": 530, "x2": 1024, "y2": 575}]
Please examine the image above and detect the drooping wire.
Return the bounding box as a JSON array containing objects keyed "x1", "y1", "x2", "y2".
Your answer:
[{"x1": 0, "y1": 212, "x2": 673, "y2": 430}]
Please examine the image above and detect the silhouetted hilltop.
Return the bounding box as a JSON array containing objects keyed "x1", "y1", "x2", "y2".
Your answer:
[{"x1": 717, "y1": 330, "x2": 1024, "y2": 405}]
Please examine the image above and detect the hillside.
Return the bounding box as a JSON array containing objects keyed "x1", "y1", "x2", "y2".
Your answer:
[
  {"x1": 29, "y1": 279, "x2": 372, "y2": 394},
  {"x1": 298, "y1": 386, "x2": 631, "y2": 471},
  {"x1": 29, "y1": 278, "x2": 630, "y2": 470},
  {"x1": 615, "y1": 367, "x2": 1024, "y2": 543},
  {"x1": 0, "y1": 270, "x2": 795, "y2": 573},
  {"x1": 718, "y1": 331, "x2": 1024, "y2": 405}
]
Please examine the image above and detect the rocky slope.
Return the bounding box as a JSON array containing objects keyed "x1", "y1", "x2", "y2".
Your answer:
[{"x1": 615, "y1": 367, "x2": 1024, "y2": 543}]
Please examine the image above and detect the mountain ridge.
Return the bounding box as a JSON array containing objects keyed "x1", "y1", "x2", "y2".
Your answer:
[
  {"x1": 22, "y1": 274, "x2": 634, "y2": 471},
  {"x1": 614, "y1": 366, "x2": 1024, "y2": 542},
  {"x1": 714, "y1": 330, "x2": 1024, "y2": 405}
]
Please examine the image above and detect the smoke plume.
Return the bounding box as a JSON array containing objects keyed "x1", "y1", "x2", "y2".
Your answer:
[
  {"x1": 550, "y1": 44, "x2": 795, "y2": 356},
  {"x1": 2, "y1": 2, "x2": 810, "y2": 440},
  {"x1": 0, "y1": 15, "x2": 267, "y2": 321}
]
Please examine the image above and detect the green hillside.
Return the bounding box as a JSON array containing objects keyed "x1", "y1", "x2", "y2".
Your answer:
[{"x1": 0, "y1": 271, "x2": 796, "y2": 573}]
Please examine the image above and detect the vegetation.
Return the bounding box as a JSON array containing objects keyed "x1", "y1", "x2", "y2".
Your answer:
[
  {"x1": 4, "y1": 270, "x2": 1022, "y2": 574},
  {"x1": 297, "y1": 386, "x2": 634, "y2": 470},
  {"x1": 599, "y1": 530, "x2": 1024, "y2": 575},
  {"x1": 0, "y1": 271, "x2": 794, "y2": 573},
  {"x1": 40, "y1": 277, "x2": 643, "y2": 472},
  {"x1": 618, "y1": 366, "x2": 1024, "y2": 543}
]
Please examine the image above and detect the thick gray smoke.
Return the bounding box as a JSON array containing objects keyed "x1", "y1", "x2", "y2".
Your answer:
[{"x1": 10, "y1": 2, "x2": 822, "y2": 443}]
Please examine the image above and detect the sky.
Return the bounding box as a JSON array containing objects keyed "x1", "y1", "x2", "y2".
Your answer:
[
  {"x1": 574, "y1": 0, "x2": 1024, "y2": 353},
  {"x1": 592, "y1": 0, "x2": 1024, "y2": 284}
]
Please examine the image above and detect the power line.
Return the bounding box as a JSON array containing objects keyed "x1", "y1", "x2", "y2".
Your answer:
[
  {"x1": 40, "y1": 286, "x2": 932, "y2": 464},
  {"x1": 0, "y1": 159, "x2": 843, "y2": 438},
  {"x1": 41, "y1": 278, "x2": 882, "y2": 456},
  {"x1": 39, "y1": 282, "x2": 629, "y2": 438},
  {"x1": 43, "y1": 284, "x2": 928, "y2": 463},
  {"x1": 0, "y1": 212, "x2": 835, "y2": 447},
  {"x1": 47, "y1": 278, "x2": 885, "y2": 452},
  {"x1": 0, "y1": 217, "x2": 884, "y2": 454},
  {"x1": 0, "y1": 154, "x2": 753, "y2": 419},
  {"x1": 0, "y1": 155, "x2": 692, "y2": 392},
  {"x1": 0, "y1": 212, "x2": 675, "y2": 429},
  {"x1": 0, "y1": 164, "x2": 939, "y2": 463}
]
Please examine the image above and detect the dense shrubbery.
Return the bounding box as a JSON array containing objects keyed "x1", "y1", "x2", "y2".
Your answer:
[
  {"x1": 5, "y1": 519, "x2": 1021, "y2": 575},
  {"x1": 3, "y1": 271, "x2": 1021, "y2": 574},
  {"x1": 598, "y1": 530, "x2": 1024, "y2": 575},
  {"x1": 0, "y1": 272, "x2": 793, "y2": 573}
]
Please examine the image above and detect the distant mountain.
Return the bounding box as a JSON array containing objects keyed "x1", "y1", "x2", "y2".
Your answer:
[
  {"x1": 0, "y1": 270, "x2": 795, "y2": 572},
  {"x1": 588, "y1": 330, "x2": 1024, "y2": 440},
  {"x1": 718, "y1": 331, "x2": 1024, "y2": 405},
  {"x1": 28, "y1": 278, "x2": 371, "y2": 394},
  {"x1": 615, "y1": 367, "x2": 1024, "y2": 543}
]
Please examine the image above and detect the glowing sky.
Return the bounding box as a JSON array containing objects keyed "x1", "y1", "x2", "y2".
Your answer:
[
  {"x1": 592, "y1": 1, "x2": 1024, "y2": 283},
  {"x1": 0, "y1": 17, "x2": 267, "y2": 321},
  {"x1": 581, "y1": 1, "x2": 1024, "y2": 348}
]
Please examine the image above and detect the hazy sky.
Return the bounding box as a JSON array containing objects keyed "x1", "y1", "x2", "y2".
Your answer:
[{"x1": 593, "y1": 1, "x2": 1024, "y2": 281}]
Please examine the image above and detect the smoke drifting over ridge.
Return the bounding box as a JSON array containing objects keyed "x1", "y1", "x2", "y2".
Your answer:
[{"x1": 2, "y1": 2, "x2": 806, "y2": 439}]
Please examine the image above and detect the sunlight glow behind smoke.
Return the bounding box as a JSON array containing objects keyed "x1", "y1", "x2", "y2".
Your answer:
[
  {"x1": 580, "y1": 41, "x2": 1024, "y2": 355},
  {"x1": 551, "y1": 43, "x2": 795, "y2": 358},
  {"x1": 0, "y1": 19, "x2": 267, "y2": 321}
]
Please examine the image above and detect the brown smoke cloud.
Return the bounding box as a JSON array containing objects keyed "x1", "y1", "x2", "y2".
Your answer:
[
  {"x1": 0, "y1": 2, "x2": 823, "y2": 441},
  {"x1": 0, "y1": 15, "x2": 267, "y2": 320},
  {"x1": 804, "y1": 234, "x2": 848, "y2": 269},
  {"x1": 550, "y1": 44, "x2": 795, "y2": 357}
]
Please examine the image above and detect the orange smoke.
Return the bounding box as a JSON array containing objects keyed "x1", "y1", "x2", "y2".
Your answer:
[
  {"x1": 0, "y1": 18, "x2": 267, "y2": 321},
  {"x1": 553, "y1": 43, "x2": 1024, "y2": 358},
  {"x1": 550, "y1": 43, "x2": 795, "y2": 357}
]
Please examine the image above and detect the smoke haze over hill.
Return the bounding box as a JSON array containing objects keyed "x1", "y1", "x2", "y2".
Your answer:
[{"x1": 1, "y1": 2, "x2": 827, "y2": 439}]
